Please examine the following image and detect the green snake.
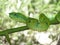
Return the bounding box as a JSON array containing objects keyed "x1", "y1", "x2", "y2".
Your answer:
[{"x1": 9, "y1": 12, "x2": 60, "y2": 32}]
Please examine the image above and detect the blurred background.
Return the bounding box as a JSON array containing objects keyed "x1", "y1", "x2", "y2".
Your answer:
[{"x1": 0, "y1": 0, "x2": 60, "y2": 45}]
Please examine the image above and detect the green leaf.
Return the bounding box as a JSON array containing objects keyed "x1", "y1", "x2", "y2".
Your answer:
[
  {"x1": 9, "y1": 12, "x2": 28, "y2": 23},
  {"x1": 49, "y1": 0, "x2": 54, "y2": 4},
  {"x1": 27, "y1": 17, "x2": 49, "y2": 32},
  {"x1": 56, "y1": 11, "x2": 60, "y2": 22}
]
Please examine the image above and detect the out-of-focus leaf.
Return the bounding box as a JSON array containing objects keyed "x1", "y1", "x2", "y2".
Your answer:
[
  {"x1": 45, "y1": 14, "x2": 59, "y2": 24},
  {"x1": 5, "y1": 33, "x2": 11, "y2": 45},
  {"x1": 9, "y1": 12, "x2": 28, "y2": 23},
  {"x1": 49, "y1": 0, "x2": 54, "y2": 4},
  {"x1": 56, "y1": 11, "x2": 60, "y2": 22},
  {"x1": 49, "y1": 0, "x2": 58, "y2": 4}
]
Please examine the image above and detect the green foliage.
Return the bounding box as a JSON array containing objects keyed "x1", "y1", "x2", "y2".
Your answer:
[
  {"x1": 44, "y1": 13, "x2": 59, "y2": 24},
  {"x1": 56, "y1": 11, "x2": 60, "y2": 22},
  {"x1": 49, "y1": 0, "x2": 60, "y2": 4}
]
